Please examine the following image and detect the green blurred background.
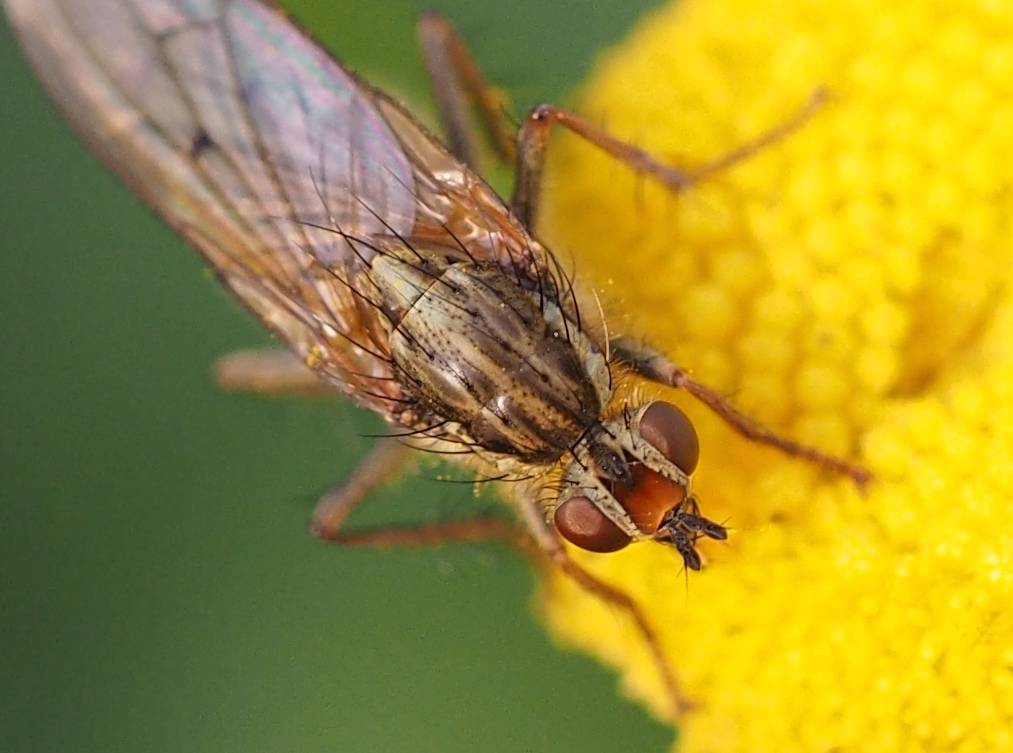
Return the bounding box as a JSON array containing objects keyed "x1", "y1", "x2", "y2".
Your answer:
[{"x1": 0, "y1": 1, "x2": 670, "y2": 751}]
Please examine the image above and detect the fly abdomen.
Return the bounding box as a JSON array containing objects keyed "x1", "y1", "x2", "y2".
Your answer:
[{"x1": 369, "y1": 247, "x2": 606, "y2": 464}]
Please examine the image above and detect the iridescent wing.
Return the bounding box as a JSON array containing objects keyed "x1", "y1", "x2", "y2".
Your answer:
[{"x1": 5, "y1": 0, "x2": 546, "y2": 419}]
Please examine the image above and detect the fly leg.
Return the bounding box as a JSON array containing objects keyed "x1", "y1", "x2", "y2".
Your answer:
[
  {"x1": 611, "y1": 337, "x2": 872, "y2": 487},
  {"x1": 215, "y1": 348, "x2": 337, "y2": 397},
  {"x1": 512, "y1": 497, "x2": 694, "y2": 719},
  {"x1": 547, "y1": 547, "x2": 695, "y2": 719},
  {"x1": 416, "y1": 12, "x2": 687, "y2": 229},
  {"x1": 310, "y1": 437, "x2": 414, "y2": 539},
  {"x1": 318, "y1": 498, "x2": 694, "y2": 720},
  {"x1": 511, "y1": 89, "x2": 826, "y2": 230},
  {"x1": 416, "y1": 13, "x2": 517, "y2": 171},
  {"x1": 417, "y1": 13, "x2": 825, "y2": 231},
  {"x1": 214, "y1": 348, "x2": 417, "y2": 531}
]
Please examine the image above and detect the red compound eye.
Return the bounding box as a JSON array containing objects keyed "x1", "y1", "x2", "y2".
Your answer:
[
  {"x1": 618, "y1": 402, "x2": 698, "y2": 536},
  {"x1": 639, "y1": 401, "x2": 699, "y2": 474},
  {"x1": 555, "y1": 403, "x2": 700, "y2": 552},
  {"x1": 554, "y1": 496, "x2": 631, "y2": 553}
]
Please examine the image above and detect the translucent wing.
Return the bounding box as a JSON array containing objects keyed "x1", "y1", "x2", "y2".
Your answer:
[{"x1": 5, "y1": 0, "x2": 547, "y2": 418}]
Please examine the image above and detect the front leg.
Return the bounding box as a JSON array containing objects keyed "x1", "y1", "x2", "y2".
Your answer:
[
  {"x1": 315, "y1": 468, "x2": 695, "y2": 720},
  {"x1": 611, "y1": 337, "x2": 871, "y2": 487}
]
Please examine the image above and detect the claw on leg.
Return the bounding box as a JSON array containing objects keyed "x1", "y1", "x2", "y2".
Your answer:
[{"x1": 311, "y1": 437, "x2": 414, "y2": 540}]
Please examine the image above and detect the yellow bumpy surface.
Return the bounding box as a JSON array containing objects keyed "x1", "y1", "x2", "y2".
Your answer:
[{"x1": 538, "y1": 0, "x2": 1013, "y2": 750}]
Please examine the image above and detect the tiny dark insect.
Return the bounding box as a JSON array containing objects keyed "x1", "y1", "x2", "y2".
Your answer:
[{"x1": 4, "y1": 0, "x2": 869, "y2": 716}]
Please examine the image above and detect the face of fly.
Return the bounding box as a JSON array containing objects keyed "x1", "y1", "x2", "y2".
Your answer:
[
  {"x1": 551, "y1": 399, "x2": 728, "y2": 564},
  {"x1": 3, "y1": 0, "x2": 726, "y2": 568}
]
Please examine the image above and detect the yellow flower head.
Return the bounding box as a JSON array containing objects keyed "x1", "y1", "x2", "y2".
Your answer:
[{"x1": 539, "y1": 0, "x2": 1013, "y2": 750}]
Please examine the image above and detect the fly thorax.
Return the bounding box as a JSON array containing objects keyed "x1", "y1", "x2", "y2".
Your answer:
[{"x1": 369, "y1": 248, "x2": 610, "y2": 465}]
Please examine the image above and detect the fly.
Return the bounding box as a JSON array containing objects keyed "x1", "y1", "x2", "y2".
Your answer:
[{"x1": 4, "y1": 0, "x2": 869, "y2": 716}]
